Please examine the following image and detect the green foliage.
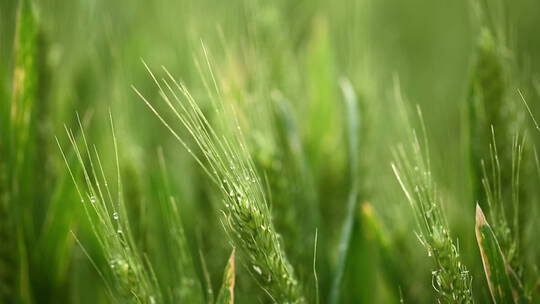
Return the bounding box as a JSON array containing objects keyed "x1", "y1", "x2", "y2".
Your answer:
[{"x1": 1, "y1": 0, "x2": 540, "y2": 303}]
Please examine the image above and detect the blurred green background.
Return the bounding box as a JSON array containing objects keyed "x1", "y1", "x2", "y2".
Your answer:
[{"x1": 1, "y1": 0, "x2": 540, "y2": 303}]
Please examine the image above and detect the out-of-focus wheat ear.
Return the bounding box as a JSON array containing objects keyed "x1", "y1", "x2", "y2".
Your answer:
[
  {"x1": 304, "y1": 17, "x2": 338, "y2": 170},
  {"x1": 216, "y1": 249, "x2": 236, "y2": 304},
  {"x1": 467, "y1": 28, "x2": 505, "y2": 207},
  {"x1": 271, "y1": 91, "x2": 322, "y2": 284},
  {"x1": 329, "y1": 78, "x2": 360, "y2": 304},
  {"x1": 475, "y1": 204, "x2": 516, "y2": 303}
]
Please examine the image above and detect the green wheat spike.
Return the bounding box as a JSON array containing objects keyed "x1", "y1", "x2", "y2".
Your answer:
[
  {"x1": 134, "y1": 57, "x2": 305, "y2": 303},
  {"x1": 392, "y1": 103, "x2": 473, "y2": 303}
]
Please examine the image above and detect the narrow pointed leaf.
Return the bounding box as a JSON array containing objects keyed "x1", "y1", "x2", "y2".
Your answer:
[
  {"x1": 475, "y1": 204, "x2": 515, "y2": 304},
  {"x1": 216, "y1": 249, "x2": 235, "y2": 304},
  {"x1": 329, "y1": 78, "x2": 360, "y2": 304}
]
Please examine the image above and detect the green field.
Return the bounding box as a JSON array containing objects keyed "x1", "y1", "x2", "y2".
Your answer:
[{"x1": 1, "y1": 0, "x2": 540, "y2": 303}]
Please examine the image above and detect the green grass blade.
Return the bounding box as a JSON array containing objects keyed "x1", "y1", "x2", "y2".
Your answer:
[
  {"x1": 216, "y1": 249, "x2": 236, "y2": 304},
  {"x1": 475, "y1": 204, "x2": 515, "y2": 304},
  {"x1": 1, "y1": 0, "x2": 38, "y2": 302},
  {"x1": 329, "y1": 78, "x2": 360, "y2": 304}
]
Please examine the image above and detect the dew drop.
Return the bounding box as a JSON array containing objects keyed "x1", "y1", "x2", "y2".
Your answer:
[
  {"x1": 90, "y1": 196, "x2": 96, "y2": 203},
  {"x1": 252, "y1": 265, "x2": 262, "y2": 275},
  {"x1": 113, "y1": 212, "x2": 119, "y2": 220},
  {"x1": 117, "y1": 229, "x2": 123, "y2": 234}
]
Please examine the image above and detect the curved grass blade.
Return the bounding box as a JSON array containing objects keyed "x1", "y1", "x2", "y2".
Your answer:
[
  {"x1": 329, "y1": 78, "x2": 360, "y2": 304},
  {"x1": 467, "y1": 29, "x2": 506, "y2": 206},
  {"x1": 475, "y1": 204, "x2": 515, "y2": 304},
  {"x1": 216, "y1": 249, "x2": 236, "y2": 304}
]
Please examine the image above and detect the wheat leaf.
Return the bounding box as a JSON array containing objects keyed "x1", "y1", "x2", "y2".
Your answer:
[
  {"x1": 329, "y1": 78, "x2": 360, "y2": 304},
  {"x1": 216, "y1": 249, "x2": 236, "y2": 304},
  {"x1": 475, "y1": 204, "x2": 515, "y2": 304}
]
